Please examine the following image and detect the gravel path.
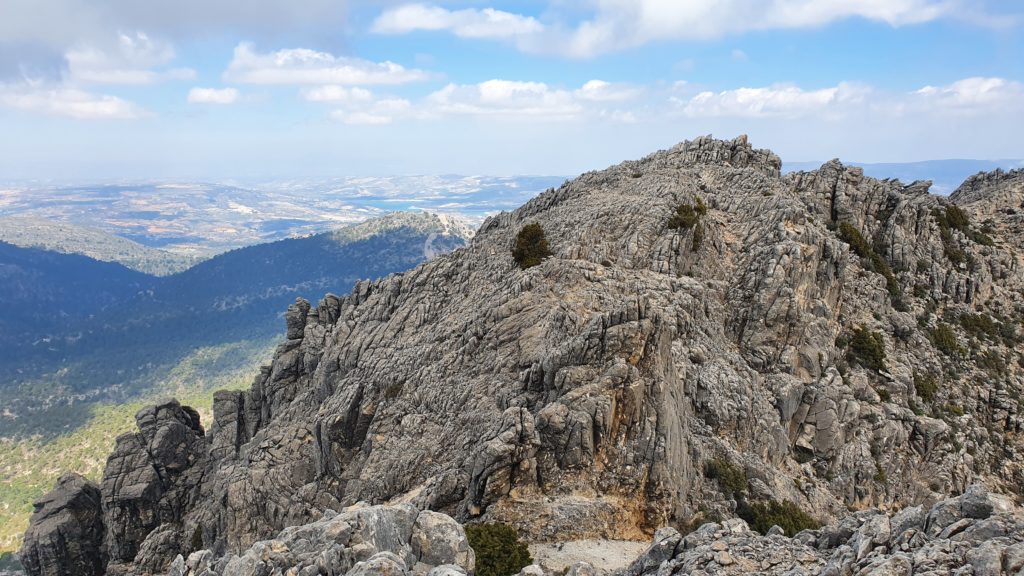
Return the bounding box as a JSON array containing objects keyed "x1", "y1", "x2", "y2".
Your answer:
[{"x1": 529, "y1": 540, "x2": 649, "y2": 572}]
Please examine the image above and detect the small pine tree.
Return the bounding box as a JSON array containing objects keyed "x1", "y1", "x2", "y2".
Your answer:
[
  {"x1": 913, "y1": 372, "x2": 938, "y2": 403},
  {"x1": 737, "y1": 499, "x2": 819, "y2": 537},
  {"x1": 465, "y1": 523, "x2": 532, "y2": 576},
  {"x1": 512, "y1": 223, "x2": 553, "y2": 269},
  {"x1": 668, "y1": 204, "x2": 700, "y2": 230},
  {"x1": 848, "y1": 328, "x2": 886, "y2": 372},
  {"x1": 931, "y1": 323, "x2": 963, "y2": 358}
]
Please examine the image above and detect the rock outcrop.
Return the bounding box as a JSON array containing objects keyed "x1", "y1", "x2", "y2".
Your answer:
[
  {"x1": 167, "y1": 503, "x2": 475, "y2": 576},
  {"x1": 21, "y1": 135, "x2": 1024, "y2": 575},
  {"x1": 619, "y1": 484, "x2": 1024, "y2": 576},
  {"x1": 19, "y1": 473, "x2": 104, "y2": 576},
  {"x1": 101, "y1": 401, "x2": 208, "y2": 574}
]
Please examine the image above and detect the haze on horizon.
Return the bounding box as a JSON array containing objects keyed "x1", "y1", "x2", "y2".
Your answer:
[{"x1": 0, "y1": 0, "x2": 1022, "y2": 180}]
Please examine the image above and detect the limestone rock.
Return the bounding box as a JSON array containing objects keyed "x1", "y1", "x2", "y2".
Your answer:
[
  {"x1": 18, "y1": 473, "x2": 104, "y2": 576},
  {"x1": 411, "y1": 511, "x2": 475, "y2": 571},
  {"x1": 960, "y1": 484, "x2": 994, "y2": 520},
  {"x1": 619, "y1": 489, "x2": 1024, "y2": 575},
  {"x1": 164, "y1": 504, "x2": 474, "y2": 576}
]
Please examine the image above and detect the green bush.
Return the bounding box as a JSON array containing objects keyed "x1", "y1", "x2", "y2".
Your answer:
[
  {"x1": 941, "y1": 205, "x2": 970, "y2": 232},
  {"x1": 704, "y1": 458, "x2": 747, "y2": 497},
  {"x1": 837, "y1": 222, "x2": 872, "y2": 259},
  {"x1": 668, "y1": 204, "x2": 700, "y2": 230},
  {"x1": 837, "y1": 223, "x2": 902, "y2": 303},
  {"x1": 959, "y1": 313, "x2": 1000, "y2": 342},
  {"x1": 694, "y1": 196, "x2": 708, "y2": 216},
  {"x1": 737, "y1": 499, "x2": 819, "y2": 537},
  {"x1": 847, "y1": 328, "x2": 886, "y2": 372},
  {"x1": 932, "y1": 205, "x2": 991, "y2": 262},
  {"x1": 913, "y1": 372, "x2": 938, "y2": 403},
  {"x1": 465, "y1": 523, "x2": 532, "y2": 576},
  {"x1": 668, "y1": 199, "x2": 708, "y2": 251},
  {"x1": 977, "y1": 350, "x2": 1006, "y2": 377},
  {"x1": 931, "y1": 323, "x2": 963, "y2": 358},
  {"x1": 512, "y1": 223, "x2": 553, "y2": 269}
]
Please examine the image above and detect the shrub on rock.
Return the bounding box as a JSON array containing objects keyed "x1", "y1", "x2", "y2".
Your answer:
[
  {"x1": 738, "y1": 499, "x2": 819, "y2": 537},
  {"x1": 512, "y1": 223, "x2": 553, "y2": 269},
  {"x1": 704, "y1": 458, "x2": 747, "y2": 498},
  {"x1": 667, "y1": 198, "x2": 707, "y2": 231},
  {"x1": 847, "y1": 328, "x2": 886, "y2": 372},
  {"x1": 465, "y1": 523, "x2": 532, "y2": 576}
]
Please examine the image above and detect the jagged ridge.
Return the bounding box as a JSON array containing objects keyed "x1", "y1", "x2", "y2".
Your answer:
[{"x1": 20, "y1": 135, "x2": 1024, "y2": 576}]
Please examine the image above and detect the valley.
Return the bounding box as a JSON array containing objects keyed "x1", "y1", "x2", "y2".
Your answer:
[{"x1": 0, "y1": 210, "x2": 479, "y2": 560}]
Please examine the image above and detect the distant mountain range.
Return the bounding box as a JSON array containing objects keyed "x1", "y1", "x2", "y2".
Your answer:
[
  {"x1": 0, "y1": 217, "x2": 197, "y2": 275},
  {"x1": 0, "y1": 176, "x2": 562, "y2": 259},
  {"x1": 0, "y1": 211, "x2": 473, "y2": 435},
  {"x1": 783, "y1": 158, "x2": 1024, "y2": 195}
]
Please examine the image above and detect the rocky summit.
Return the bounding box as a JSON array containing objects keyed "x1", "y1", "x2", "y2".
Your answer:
[{"x1": 20, "y1": 136, "x2": 1024, "y2": 575}]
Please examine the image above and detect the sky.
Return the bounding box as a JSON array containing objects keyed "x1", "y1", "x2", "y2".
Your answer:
[{"x1": 0, "y1": 0, "x2": 1022, "y2": 180}]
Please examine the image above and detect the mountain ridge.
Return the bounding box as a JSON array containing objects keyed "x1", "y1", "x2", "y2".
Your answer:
[
  {"x1": 20, "y1": 135, "x2": 1024, "y2": 576},
  {"x1": 0, "y1": 217, "x2": 198, "y2": 276}
]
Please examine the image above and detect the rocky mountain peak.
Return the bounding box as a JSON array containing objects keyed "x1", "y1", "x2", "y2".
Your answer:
[
  {"x1": 330, "y1": 211, "x2": 475, "y2": 246},
  {"x1": 20, "y1": 136, "x2": 1024, "y2": 576},
  {"x1": 665, "y1": 133, "x2": 782, "y2": 175},
  {"x1": 951, "y1": 167, "x2": 1024, "y2": 205}
]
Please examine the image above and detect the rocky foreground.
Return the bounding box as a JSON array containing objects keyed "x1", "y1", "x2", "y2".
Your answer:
[
  {"x1": 177, "y1": 484, "x2": 1024, "y2": 576},
  {"x1": 22, "y1": 473, "x2": 1024, "y2": 575},
  {"x1": 18, "y1": 136, "x2": 1024, "y2": 575}
]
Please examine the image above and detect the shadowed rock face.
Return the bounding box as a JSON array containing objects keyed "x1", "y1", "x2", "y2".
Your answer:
[
  {"x1": 101, "y1": 401, "x2": 207, "y2": 573},
  {"x1": 19, "y1": 473, "x2": 104, "y2": 576},
  {"x1": 21, "y1": 136, "x2": 1024, "y2": 575}
]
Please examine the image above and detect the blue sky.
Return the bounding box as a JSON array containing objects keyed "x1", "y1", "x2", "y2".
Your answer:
[{"x1": 0, "y1": 0, "x2": 1022, "y2": 180}]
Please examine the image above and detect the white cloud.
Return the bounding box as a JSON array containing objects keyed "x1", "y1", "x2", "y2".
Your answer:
[
  {"x1": 330, "y1": 110, "x2": 395, "y2": 125},
  {"x1": 372, "y1": 4, "x2": 543, "y2": 39},
  {"x1": 731, "y1": 49, "x2": 749, "y2": 62},
  {"x1": 324, "y1": 95, "x2": 413, "y2": 125},
  {"x1": 307, "y1": 79, "x2": 646, "y2": 124},
  {"x1": 677, "y1": 82, "x2": 869, "y2": 118},
  {"x1": 187, "y1": 87, "x2": 240, "y2": 104},
  {"x1": 427, "y1": 80, "x2": 582, "y2": 118},
  {"x1": 303, "y1": 85, "x2": 374, "y2": 103},
  {"x1": 669, "y1": 76, "x2": 1024, "y2": 121},
  {"x1": 555, "y1": 0, "x2": 955, "y2": 57},
  {"x1": 0, "y1": 0, "x2": 351, "y2": 54},
  {"x1": 373, "y1": 1, "x2": 961, "y2": 58},
  {"x1": 223, "y1": 43, "x2": 431, "y2": 85},
  {"x1": 0, "y1": 83, "x2": 146, "y2": 119},
  {"x1": 914, "y1": 77, "x2": 1024, "y2": 111},
  {"x1": 574, "y1": 80, "x2": 642, "y2": 102},
  {"x1": 65, "y1": 32, "x2": 195, "y2": 84}
]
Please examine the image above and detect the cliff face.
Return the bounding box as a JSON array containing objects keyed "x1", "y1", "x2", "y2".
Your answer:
[{"x1": 21, "y1": 136, "x2": 1024, "y2": 575}]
